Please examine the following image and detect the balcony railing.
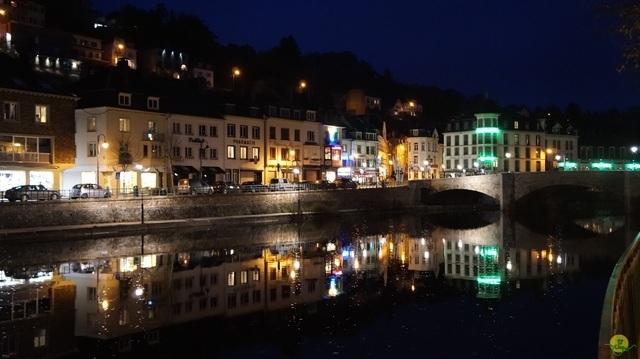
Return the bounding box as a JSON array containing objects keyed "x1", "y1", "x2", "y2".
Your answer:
[
  {"x1": 0, "y1": 151, "x2": 51, "y2": 163},
  {"x1": 142, "y1": 132, "x2": 165, "y2": 142}
]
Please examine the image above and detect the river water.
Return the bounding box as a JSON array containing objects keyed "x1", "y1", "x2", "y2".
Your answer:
[{"x1": 0, "y1": 209, "x2": 636, "y2": 358}]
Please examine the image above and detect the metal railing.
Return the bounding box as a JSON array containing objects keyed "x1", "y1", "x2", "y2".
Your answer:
[{"x1": 599, "y1": 231, "x2": 640, "y2": 358}]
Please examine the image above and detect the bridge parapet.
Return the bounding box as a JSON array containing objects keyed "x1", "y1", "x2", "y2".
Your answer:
[
  {"x1": 599, "y1": 232, "x2": 640, "y2": 358},
  {"x1": 427, "y1": 171, "x2": 640, "y2": 212}
]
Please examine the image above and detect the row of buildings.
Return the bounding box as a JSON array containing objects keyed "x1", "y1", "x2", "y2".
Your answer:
[{"x1": 1, "y1": 0, "x2": 636, "y2": 193}]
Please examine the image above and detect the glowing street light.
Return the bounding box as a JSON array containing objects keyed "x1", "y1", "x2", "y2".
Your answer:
[
  {"x1": 96, "y1": 134, "x2": 109, "y2": 185},
  {"x1": 232, "y1": 67, "x2": 240, "y2": 86}
]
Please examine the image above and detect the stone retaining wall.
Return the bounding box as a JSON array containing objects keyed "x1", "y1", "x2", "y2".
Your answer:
[{"x1": 0, "y1": 186, "x2": 420, "y2": 230}]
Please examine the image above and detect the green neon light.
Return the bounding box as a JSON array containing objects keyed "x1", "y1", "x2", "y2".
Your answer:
[
  {"x1": 478, "y1": 156, "x2": 498, "y2": 162},
  {"x1": 591, "y1": 162, "x2": 613, "y2": 169},
  {"x1": 475, "y1": 127, "x2": 500, "y2": 134},
  {"x1": 477, "y1": 276, "x2": 501, "y2": 285},
  {"x1": 625, "y1": 163, "x2": 640, "y2": 170},
  {"x1": 479, "y1": 247, "x2": 498, "y2": 257},
  {"x1": 559, "y1": 161, "x2": 577, "y2": 168}
]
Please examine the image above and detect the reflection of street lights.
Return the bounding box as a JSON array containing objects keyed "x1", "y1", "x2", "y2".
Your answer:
[
  {"x1": 96, "y1": 134, "x2": 109, "y2": 185},
  {"x1": 136, "y1": 164, "x2": 144, "y2": 224},
  {"x1": 199, "y1": 139, "x2": 209, "y2": 180}
]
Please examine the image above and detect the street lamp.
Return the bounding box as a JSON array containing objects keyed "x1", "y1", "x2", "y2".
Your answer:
[
  {"x1": 505, "y1": 152, "x2": 511, "y2": 172},
  {"x1": 632, "y1": 146, "x2": 638, "y2": 162},
  {"x1": 96, "y1": 134, "x2": 109, "y2": 185},
  {"x1": 293, "y1": 167, "x2": 300, "y2": 183},
  {"x1": 199, "y1": 139, "x2": 209, "y2": 180},
  {"x1": 232, "y1": 67, "x2": 240, "y2": 86},
  {"x1": 423, "y1": 160, "x2": 429, "y2": 179}
]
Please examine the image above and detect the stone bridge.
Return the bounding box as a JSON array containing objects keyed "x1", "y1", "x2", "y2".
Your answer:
[{"x1": 422, "y1": 171, "x2": 640, "y2": 212}]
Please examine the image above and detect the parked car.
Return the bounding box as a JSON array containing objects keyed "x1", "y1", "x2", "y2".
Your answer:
[
  {"x1": 177, "y1": 179, "x2": 214, "y2": 195},
  {"x1": 315, "y1": 180, "x2": 337, "y2": 190},
  {"x1": 70, "y1": 183, "x2": 111, "y2": 199},
  {"x1": 3, "y1": 184, "x2": 61, "y2": 202},
  {"x1": 269, "y1": 178, "x2": 296, "y2": 191},
  {"x1": 240, "y1": 181, "x2": 269, "y2": 193},
  {"x1": 334, "y1": 177, "x2": 358, "y2": 189},
  {"x1": 213, "y1": 181, "x2": 241, "y2": 194}
]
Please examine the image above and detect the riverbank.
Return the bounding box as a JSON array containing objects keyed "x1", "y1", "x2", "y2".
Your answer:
[{"x1": 0, "y1": 186, "x2": 423, "y2": 239}]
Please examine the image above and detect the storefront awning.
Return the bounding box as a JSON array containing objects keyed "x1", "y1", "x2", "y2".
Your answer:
[
  {"x1": 172, "y1": 166, "x2": 199, "y2": 174},
  {"x1": 201, "y1": 166, "x2": 225, "y2": 174}
]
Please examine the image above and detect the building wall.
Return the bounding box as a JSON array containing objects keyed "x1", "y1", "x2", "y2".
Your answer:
[{"x1": 0, "y1": 89, "x2": 76, "y2": 191}]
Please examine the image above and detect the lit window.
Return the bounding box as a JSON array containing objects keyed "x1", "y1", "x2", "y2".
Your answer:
[
  {"x1": 87, "y1": 117, "x2": 96, "y2": 132},
  {"x1": 227, "y1": 272, "x2": 236, "y2": 286},
  {"x1": 119, "y1": 118, "x2": 130, "y2": 132},
  {"x1": 35, "y1": 105, "x2": 48, "y2": 123},
  {"x1": 227, "y1": 145, "x2": 236, "y2": 159},
  {"x1": 33, "y1": 329, "x2": 46, "y2": 348}
]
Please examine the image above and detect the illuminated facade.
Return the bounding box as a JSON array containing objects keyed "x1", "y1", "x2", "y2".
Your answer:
[
  {"x1": 406, "y1": 128, "x2": 441, "y2": 180},
  {"x1": 443, "y1": 111, "x2": 579, "y2": 176},
  {"x1": 0, "y1": 54, "x2": 77, "y2": 192}
]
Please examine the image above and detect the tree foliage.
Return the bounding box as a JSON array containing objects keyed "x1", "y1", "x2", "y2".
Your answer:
[{"x1": 603, "y1": 1, "x2": 640, "y2": 72}]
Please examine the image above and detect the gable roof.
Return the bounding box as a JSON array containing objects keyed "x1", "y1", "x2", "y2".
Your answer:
[{"x1": 0, "y1": 53, "x2": 75, "y2": 98}]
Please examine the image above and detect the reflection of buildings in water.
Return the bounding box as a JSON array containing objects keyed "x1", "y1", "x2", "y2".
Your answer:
[
  {"x1": 574, "y1": 216, "x2": 625, "y2": 234},
  {"x1": 54, "y1": 242, "x2": 328, "y2": 355},
  {"x1": 440, "y1": 238, "x2": 580, "y2": 299},
  {"x1": 0, "y1": 269, "x2": 76, "y2": 358}
]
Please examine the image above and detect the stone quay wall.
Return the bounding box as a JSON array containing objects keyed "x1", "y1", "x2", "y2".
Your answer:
[{"x1": 0, "y1": 186, "x2": 421, "y2": 232}]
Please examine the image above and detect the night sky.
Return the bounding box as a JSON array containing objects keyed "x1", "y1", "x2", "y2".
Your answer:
[{"x1": 95, "y1": 0, "x2": 640, "y2": 112}]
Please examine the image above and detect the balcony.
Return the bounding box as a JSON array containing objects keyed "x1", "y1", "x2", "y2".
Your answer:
[
  {"x1": 0, "y1": 151, "x2": 51, "y2": 163},
  {"x1": 142, "y1": 131, "x2": 165, "y2": 142}
]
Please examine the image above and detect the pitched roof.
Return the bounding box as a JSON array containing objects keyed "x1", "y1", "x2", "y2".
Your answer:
[{"x1": 0, "y1": 53, "x2": 74, "y2": 97}]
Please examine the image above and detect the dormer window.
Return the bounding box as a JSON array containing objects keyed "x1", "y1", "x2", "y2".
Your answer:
[
  {"x1": 306, "y1": 110, "x2": 316, "y2": 121},
  {"x1": 147, "y1": 97, "x2": 159, "y2": 110},
  {"x1": 514, "y1": 121, "x2": 519, "y2": 129},
  {"x1": 118, "y1": 93, "x2": 131, "y2": 107}
]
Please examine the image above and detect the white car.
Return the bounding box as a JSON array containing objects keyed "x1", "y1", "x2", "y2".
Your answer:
[
  {"x1": 70, "y1": 183, "x2": 112, "y2": 199},
  {"x1": 269, "y1": 178, "x2": 296, "y2": 191}
]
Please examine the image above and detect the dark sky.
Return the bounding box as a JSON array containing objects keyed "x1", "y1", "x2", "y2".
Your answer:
[{"x1": 95, "y1": 0, "x2": 640, "y2": 112}]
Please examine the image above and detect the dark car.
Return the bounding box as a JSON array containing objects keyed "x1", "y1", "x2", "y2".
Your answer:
[
  {"x1": 334, "y1": 178, "x2": 358, "y2": 189},
  {"x1": 297, "y1": 180, "x2": 317, "y2": 190},
  {"x1": 213, "y1": 181, "x2": 241, "y2": 194},
  {"x1": 315, "y1": 180, "x2": 337, "y2": 190},
  {"x1": 177, "y1": 179, "x2": 214, "y2": 195},
  {"x1": 4, "y1": 184, "x2": 61, "y2": 202},
  {"x1": 240, "y1": 181, "x2": 269, "y2": 193}
]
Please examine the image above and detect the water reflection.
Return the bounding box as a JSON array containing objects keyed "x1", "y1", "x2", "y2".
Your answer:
[{"x1": 0, "y1": 210, "x2": 635, "y2": 358}]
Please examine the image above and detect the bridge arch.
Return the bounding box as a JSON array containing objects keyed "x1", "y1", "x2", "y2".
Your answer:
[{"x1": 425, "y1": 171, "x2": 640, "y2": 212}]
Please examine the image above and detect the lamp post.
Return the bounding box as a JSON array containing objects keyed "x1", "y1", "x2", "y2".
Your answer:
[
  {"x1": 505, "y1": 152, "x2": 511, "y2": 172},
  {"x1": 290, "y1": 149, "x2": 296, "y2": 180},
  {"x1": 199, "y1": 139, "x2": 209, "y2": 180},
  {"x1": 96, "y1": 134, "x2": 109, "y2": 185},
  {"x1": 423, "y1": 160, "x2": 429, "y2": 179},
  {"x1": 232, "y1": 67, "x2": 240, "y2": 87},
  {"x1": 136, "y1": 164, "x2": 144, "y2": 223}
]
